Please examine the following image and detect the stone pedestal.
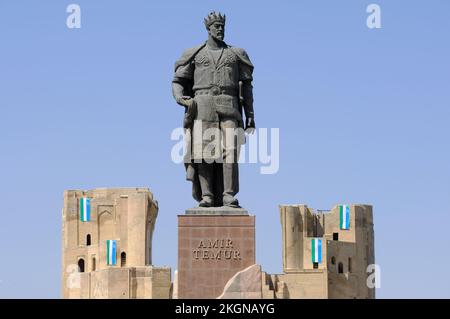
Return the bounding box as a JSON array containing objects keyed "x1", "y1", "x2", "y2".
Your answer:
[{"x1": 178, "y1": 208, "x2": 255, "y2": 299}]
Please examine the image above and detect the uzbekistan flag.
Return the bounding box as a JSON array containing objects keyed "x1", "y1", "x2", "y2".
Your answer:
[
  {"x1": 339, "y1": 204, "x2": 350, "y2": 230},
  {"x1": 106, "y1": 240, "x2": 117, "y2": 265},
  {"x1": 79, "y1": 197, "x2": 90, "y2": 222},
  {"x1": 311, "y1": 238, "x2": 322, "y2": 264}
]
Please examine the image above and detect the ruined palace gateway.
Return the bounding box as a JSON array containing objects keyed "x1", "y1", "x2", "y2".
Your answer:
[{"x1": 61, "y1": 188, "x2": 171, "y2": 298}]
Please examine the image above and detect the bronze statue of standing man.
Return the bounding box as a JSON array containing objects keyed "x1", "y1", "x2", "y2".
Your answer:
[{"x1": 172, "y1": 11, "x2": 255, "y2": 208}]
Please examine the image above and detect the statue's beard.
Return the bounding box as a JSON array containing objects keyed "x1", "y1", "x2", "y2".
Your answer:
[{"x1": 213, "y1": 34, "x2": 224, "y2": 41}]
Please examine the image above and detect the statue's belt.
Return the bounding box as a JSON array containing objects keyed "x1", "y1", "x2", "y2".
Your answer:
[{"x1": 194, "y1": 87, "x2": 237, "y2": 96}]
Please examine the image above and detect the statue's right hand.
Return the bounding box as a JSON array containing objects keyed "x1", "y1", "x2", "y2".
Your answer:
[{"x1": 176, "y1": 96, "x2": 192, "y2": 107}]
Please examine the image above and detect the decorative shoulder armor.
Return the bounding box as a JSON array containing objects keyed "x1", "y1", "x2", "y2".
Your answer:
[
  {"x1": 174, "y1": 43, "x2": 207, "y2": 72},
  {"x1": 228, "y1": 46, "x2": 254, "y2": 69}
]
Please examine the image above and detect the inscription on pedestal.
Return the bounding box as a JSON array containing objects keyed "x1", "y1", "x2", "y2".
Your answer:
[{"x1": 193, "y1": 239, "x2": 242, "y2": 260}]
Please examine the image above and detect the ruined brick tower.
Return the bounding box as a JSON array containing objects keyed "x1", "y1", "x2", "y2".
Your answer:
[
  {"x1": 262, "y1": 204, "x2": 375, "y2": 299},
  {"x1": 61, "y1": 188, "x2": 171, "y2": 299}
]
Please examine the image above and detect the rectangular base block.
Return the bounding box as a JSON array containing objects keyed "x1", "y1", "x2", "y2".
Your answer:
[{"x1": 178, "y1": 214, "x2": 256, "y2": 299}]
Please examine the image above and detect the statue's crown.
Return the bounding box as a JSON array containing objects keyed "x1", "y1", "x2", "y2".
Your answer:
[{"x1": 204, "y1": 11, "x2": 226, "y2": 27}]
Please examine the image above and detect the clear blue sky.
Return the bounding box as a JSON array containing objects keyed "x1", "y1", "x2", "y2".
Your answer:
[{"x1": 0, "y1": 0, "x2": 449, "y2": 298}]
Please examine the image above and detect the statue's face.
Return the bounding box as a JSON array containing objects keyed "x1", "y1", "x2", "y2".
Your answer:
[{"x1": 208, "y1": 22, "x2": 225, "y2": 41}]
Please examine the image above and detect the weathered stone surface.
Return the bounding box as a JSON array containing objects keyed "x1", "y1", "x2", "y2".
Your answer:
[{"x1": 217, "y1": 264, "x2": 262, "y2": 299}]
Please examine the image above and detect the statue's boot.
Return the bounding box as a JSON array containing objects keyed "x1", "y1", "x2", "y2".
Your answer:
[
  {"x1": 223, "y1": 163, "x2": 240, "y2": 208},
  {"x1": 198, "y1": 163, "x2": 214, "y2": 207},
  {"x1": 199, "y1": 195, "x2": 214, "y2": 207},
  {"x1": 223, "y1": 194, "x2": 239, "y2": 208}
]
